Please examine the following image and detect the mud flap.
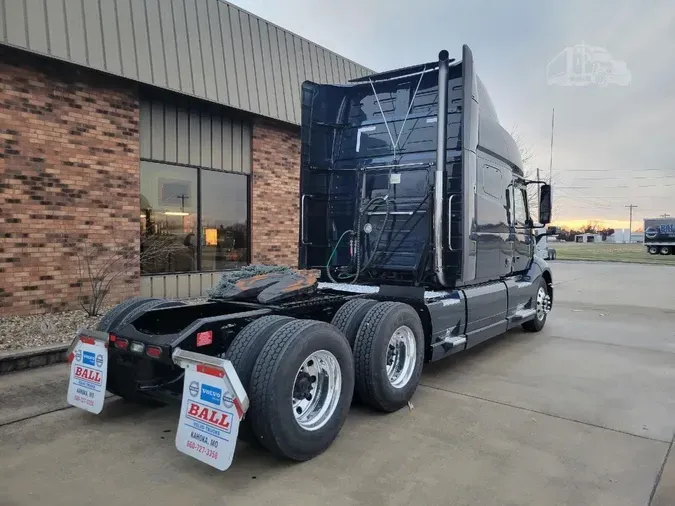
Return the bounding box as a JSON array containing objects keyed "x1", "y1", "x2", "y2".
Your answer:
[
  {"x1": 66, "y1": 329, "x2": 110, "y2": 414},
  {"x1": 172, "y1": 349, "x2": 250, "y2": 471}
]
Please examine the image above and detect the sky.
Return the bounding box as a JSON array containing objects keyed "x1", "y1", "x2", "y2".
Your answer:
[{"x1": 230, "y1": 0, "x2": 675, "y2": 230}]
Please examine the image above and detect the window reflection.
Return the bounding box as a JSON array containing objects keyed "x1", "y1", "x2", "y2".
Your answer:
[
  {"x1": 200, "y1": 170, "x2": 249, "y2": 270},
  {"x1": 140, "y1": 161, "x2": 198, "y2": 274}
]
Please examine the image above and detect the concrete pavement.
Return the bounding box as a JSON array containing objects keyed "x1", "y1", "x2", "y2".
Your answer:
[{"x1": 1, "y1": 261, "x2": 674, "y2": 506}]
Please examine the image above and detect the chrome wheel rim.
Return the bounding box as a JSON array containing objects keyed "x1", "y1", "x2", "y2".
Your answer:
[
  {"x1": 536, "y1": 286, "x2": 551, "y2": 321},
  {"x1": 386, "y1": 326, "x2": 417, "y2": 389},
  {"x1": 292, "y1": 350, "x2": 342, "y2": 431}
]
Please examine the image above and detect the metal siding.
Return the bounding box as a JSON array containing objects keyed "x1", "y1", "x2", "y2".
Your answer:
[
  {"x1": 211, "y1": 117, "x2": 223, "y2": 170},
  {"x1": 139, "y1": 100, "x2": 152, "y2": 159},
  {"x1": 82, "y1": 0, "x2": 104, "y2": 69},
  {"x1": 150, "y1": 101, "x2": 165, "y2": 161},
  {"x1": 279, "y1": 32, "x2": 299, "y2": 123},
  {"x1": 176, "y1": 107, "x2": 189, "y2": 164},
  {"x1": 291, "y1": 36, "x2": 305, "y2": 122},
  {"x1": 196, "y1": 0, "x2": 217, "y2": 101},
  {"x1": 207, "y1": 0, "x2": 227, "y2": 104},
  {"x1": 238, "y1": 11, "x2": 258, "y2": 114},
  {"x1": 249, "y1": 18, "x2": 268, "y2": 117},
  {"x1": 189, "y1": 274, "x2": 201, "y2": 298},
  {"x1": 184, "y1": 0, "x2": 206, "y2": 98},
  {"x1": 0, "y1": 0, "x2": 5, "y2": 42},
  {"x1": 26, "y1": 0, "x2": 48, "y2": 53},
  {"x1": 45, "y1": 0, "x2": 68, "y2": 58},
  {"x1": 339, "y1": 58, "x2": 348, "y2": 84},
  {"x1": 0, "y1": 0, "x2": 373, "y2": 126},
  {"x1": 231, "y1": 120, "x2": 242, "y2": 172},
  {"x1": 221, "y1": 116, "x2": 232, "y2": 172},
  {"x1": 189, "y1": 109, "x2": 201, "y2": 166},
  {"x1": 101, "y1": 0, "x2": 122, "y2": 74},
  {"x1": 330, "y1": 52, "x2": 341, "y2": 84},
  {"x1": 200, "y1": 113, "x2": 212, "y2": 169},
  {"x1": 130, "y1": 0, "x2": 152, "y2": 82},
  {"x1": 164, "y1": 275, "x2": 179, "y2": 299},
  {"x1": 241, "y1": 121, "x2": 251, "y2": 174},
  {"x1": 140, "y1": 277, "x2": 153, "y2": 298},
  {"x1": 115, "y1": 0, "x2": 137, "y2": 79},
  {"x1": 261, "y1": 23, "x2": 286, "y2": 118},
  {"x1": 218, "y1": 2, "x2": 238, "y2": 108},
  {"x1": 158, "y1": 0, "x2": 179, "y2": 89},
  {"x1": 163, "y1": 103, "x2": 178, "y2": 163},
  {"x1": 171, "y1": 0, "x2": 192, "y2": 94},
  {"x1": 5, "y1": 0, "x2": 27, "y2": 47},
  {"x1": 301, "y1": 39, "x2": 313, "y2": 82},
  {"x1": 144, "y1": 0, "x2": 166, "y2": 87},
  {"x1": 309, "y1": 39, "x2": 320, "y2": 83},
  {"x1": 275, "y1": 26, "x2": 293, "y2": 122},
  {"x1": 321, "y1": 48, "x2": 334, "y2": 83}
]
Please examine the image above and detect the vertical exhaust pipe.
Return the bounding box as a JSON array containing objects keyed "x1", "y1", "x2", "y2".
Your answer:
[{"x1": 434, "y1": 50, "x2": 450, "y2": 287}]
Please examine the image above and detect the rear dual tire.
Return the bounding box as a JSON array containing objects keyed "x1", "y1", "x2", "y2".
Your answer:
[
  {"x1": 247, "y1": 319, "x2": 355, "y2": 461},
  {"x1": 353, "y1": 302, "x2": 425, "y2": 413}
]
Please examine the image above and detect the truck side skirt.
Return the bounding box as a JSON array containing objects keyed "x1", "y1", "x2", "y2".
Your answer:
[{"x1": 427, "y1": 259, "x2": 550, "y2": 363}]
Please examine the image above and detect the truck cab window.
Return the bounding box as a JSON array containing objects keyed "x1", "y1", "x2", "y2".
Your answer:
[{"x1": 514, "y1": 187, "x2": 528, "y2": 225}]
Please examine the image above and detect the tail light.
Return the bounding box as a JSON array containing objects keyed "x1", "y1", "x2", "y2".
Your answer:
[
  {"x1": 114, "y1": 338, "x2": 129, "y2": 350},
  {"x1": 146, "y1": 346, "x2": 162, "y2": 359}
]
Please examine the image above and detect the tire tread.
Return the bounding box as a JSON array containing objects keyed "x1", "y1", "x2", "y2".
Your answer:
[
  {"x1": 353, "y1": 301, "x2": 405, "y2": 410},
  {"x1": 249, "y1": 319, "x2": 318, "y2": 455},
  {"x1": 330, "y1": 298, "x2": 378, "y2": 347}
]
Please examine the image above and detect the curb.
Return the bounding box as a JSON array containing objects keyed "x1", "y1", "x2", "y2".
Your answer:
[{"x1": 0, "y1": 344, "x2": 68, "y2": 374}]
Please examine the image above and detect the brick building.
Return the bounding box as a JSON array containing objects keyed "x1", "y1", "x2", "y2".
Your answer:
[{"x1": 0, "y1": 0, "x2": 370, "y2": 316}]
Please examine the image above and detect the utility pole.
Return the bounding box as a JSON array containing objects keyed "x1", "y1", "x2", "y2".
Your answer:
[
  {"x1": 660, "y1": 213, "x2": 671, "y2": 218},
  {"x1": 625, "y1": 204, "x2": 638, "y2": 243},
  {"x1": 537, "y1": 168, "x2": 540, "y2": 205}
]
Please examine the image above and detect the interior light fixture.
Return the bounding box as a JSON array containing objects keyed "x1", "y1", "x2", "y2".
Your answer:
[{"x1": 164, "y1": 211, "x2": 190, "y2": 216}]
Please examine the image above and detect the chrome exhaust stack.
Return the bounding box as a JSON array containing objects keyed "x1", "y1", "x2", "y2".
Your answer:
[{"x1": 434, "y1": 50, "x2": 450, "y2": 287}]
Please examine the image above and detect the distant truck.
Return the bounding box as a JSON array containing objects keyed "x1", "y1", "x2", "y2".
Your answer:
[
  {"x1": 535, "y1": 227, "x2": 557, "y2": 260},
  {"x1": 644, "y1": 218, "x2": 675, "y2": 255}
]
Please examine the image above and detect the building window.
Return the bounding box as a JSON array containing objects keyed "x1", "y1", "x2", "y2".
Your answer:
[
  {"x1": 200, "y1": 170, "x2": 249, "y2": 270},
  {"x1": 140, "y1": 161, "x2": 249, "y2": 274}
]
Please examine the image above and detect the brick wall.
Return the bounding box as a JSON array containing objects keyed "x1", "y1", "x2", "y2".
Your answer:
[
  {"x1": 251, "y1": 120, "x2": 301, "y2": 266},
  {"x1": 0, "y1": 47, "x2": 140, "y2": 316}
]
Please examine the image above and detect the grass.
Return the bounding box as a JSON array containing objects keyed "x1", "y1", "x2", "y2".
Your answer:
[{"x1": 552, "y1": 241, "x2": 675, "y2": 265}]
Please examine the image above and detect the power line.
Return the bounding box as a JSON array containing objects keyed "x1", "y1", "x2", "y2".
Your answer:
[
  {"x1": 564, "y1": 175, "x2": 675, "y2": 181},
  {"x1": 560, "y1": 183, "x2": 675, "y2": 189},
  {"x1": 562, "y1": 168, "x2": 675, "y2": 172}
]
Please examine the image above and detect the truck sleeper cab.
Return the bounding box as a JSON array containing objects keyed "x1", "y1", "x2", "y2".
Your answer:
[{"x1": 67, "y1": 46, "x2": 554, "y2": 469}]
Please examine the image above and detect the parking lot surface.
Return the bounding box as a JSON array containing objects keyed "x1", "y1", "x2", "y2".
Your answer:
[{"x1": 1, "y1": 261, "x2": 674, "y2": 506}]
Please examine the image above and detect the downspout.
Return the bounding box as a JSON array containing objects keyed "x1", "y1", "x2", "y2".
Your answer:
[{"x1": 434, "y1": 50, "x2": 450, "y2": 287}]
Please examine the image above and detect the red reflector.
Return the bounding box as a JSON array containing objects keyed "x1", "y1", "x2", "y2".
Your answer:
[
  {"x1": 67, "y1": 352, "x2": 75, "y2": 364},
  {"x1": 146, "y1": 346, "x2": 162, "y2": 358},
  {"x1": 109, "y1": 334, "x2": 117, "y2": 342},
  {"x1": 196, "y1": 330, "x2": 213, "y2": 347},
  {"x1": 115, "y1": 338, "x2": 129, "y2": 350},
  {"x1": 80, "y1": 336, "x2": 95, "y2": 345},
  {"x1": 196, "y1": 364, "x2": 224, "y2": 378}
]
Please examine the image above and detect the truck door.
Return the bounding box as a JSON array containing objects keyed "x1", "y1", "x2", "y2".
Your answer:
[{"x1": 510, "y1": 183, "x2": 533, "y2": 273}]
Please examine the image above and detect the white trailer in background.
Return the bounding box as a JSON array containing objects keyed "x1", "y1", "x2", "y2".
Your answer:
[{"x1": 644, "y1": 218, "x2": 675, "y2": 255}]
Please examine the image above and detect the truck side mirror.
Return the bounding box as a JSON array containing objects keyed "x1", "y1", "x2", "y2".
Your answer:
[{"x1": 539, "y1": 184, "x2": 552, "y2": 224}]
